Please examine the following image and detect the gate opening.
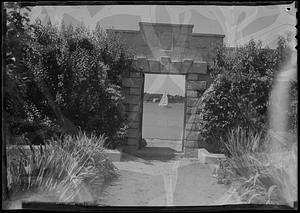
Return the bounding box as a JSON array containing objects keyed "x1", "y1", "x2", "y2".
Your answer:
[{"x1": 142, "y1": 74, "x2": 186, "y2": 152}]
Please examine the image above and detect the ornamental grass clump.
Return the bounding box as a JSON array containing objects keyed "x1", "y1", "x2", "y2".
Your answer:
[
  {"x1": 219, "y1": 126, "x2": 297, "y2": 206},
  {"x1": 7, "y1": 131, "x2": 119, "y2": 204}
]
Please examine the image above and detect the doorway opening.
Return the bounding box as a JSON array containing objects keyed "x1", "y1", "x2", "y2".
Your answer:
[{"x1": 142, "y1": 73, "x2": 186, "y2": 152}]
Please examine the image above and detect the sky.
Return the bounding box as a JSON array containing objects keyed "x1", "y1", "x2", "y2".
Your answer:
[
  {"x1": 28, "y1": 3, "x2": 297, "y2": 96},
  {"x1": 144, "y1": 74, "x2": 185, "y2": 96}
]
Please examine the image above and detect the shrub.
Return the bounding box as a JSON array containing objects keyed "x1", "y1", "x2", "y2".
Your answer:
[
  {"x1": 5, "y1": 14, "x2": 135, "y2": 148},
  {"x1": 196, "y1": 37, "x2": 294, "y2": 152},
  {"x1": 6, "y1": 131, "x2": 119, "y2": 203}
]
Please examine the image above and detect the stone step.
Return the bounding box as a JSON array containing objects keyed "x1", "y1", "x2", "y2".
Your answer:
[
  {"x1": 104, "y1": 148, "x2": 123, "y2": 162},
  {"x1": 198, "y1": 148, "x2": 225, "y2": 164}
]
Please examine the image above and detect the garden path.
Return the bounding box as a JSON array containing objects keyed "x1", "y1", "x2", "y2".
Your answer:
[{"x1": 98, "y1": 143, "x2": 241, "y2": 206}]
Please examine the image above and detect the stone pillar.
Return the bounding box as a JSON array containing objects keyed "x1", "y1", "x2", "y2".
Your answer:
[
  {"x1": 184, "y1": 61, "x2": 209, "y2": 157},
  {"x1": 122, "y1": 62, "x2": 146, "y2": 152}
]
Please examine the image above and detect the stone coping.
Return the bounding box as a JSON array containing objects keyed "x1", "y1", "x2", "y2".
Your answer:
[
  {"x1": 198, "y1": 148, "x2": 226, "y2": 164},
  {"x1": 139, "y1": 22, "x2": 194, "y2": 28},
  {"x1": 192, "y1": 33, "x2": 225, "y2": 38},
  {"x1": 106, "y1": 29, "x2": 139, "y2": 34}
]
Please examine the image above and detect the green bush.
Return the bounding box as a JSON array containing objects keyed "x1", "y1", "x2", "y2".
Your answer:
[
  {"x1": 5, "y1": 3, "x2": 135, "y2": 148},
  {"x1": 196, "y1": 38, "x2": 294, "y2": 152},
  {"x1": 7, "y1": 131, "x2": 119, "y2": 203}
]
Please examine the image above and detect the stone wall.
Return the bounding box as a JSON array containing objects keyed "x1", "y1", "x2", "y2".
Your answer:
[{"x1": 108, "y1": 22, "x2": 224, "y2": 155}]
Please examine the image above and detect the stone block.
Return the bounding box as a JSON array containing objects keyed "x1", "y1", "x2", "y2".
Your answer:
[
  {"x1": 128, "y1": 104, "x2": 140, "y2": 112},
  {"x1": 185, "y1": 113, "x2": 192, "y2": 122},
  {"x1": 122, "y1": 71, "x2": 130, "y2": 77},
  {"x1": 130, "y1": 88, "x2": 141, "y2": 95},
  {"x1": 148, "y1": 60, "x2": 160, "y2": 72},
  {"x1": 185, "y1": 130, "x2": 200, "y2": 141},
  {"x1": 187, "y1": 81, "x2": 207, "y2": 91},
  {"x1": 198, "y1": 148, "x2": 225, "y2": 164},
  {"x1": 160, "y1": 56, "x2": 171, "y2": 65},
  {"x1": 122, "y1": 144, "x2": 139, "y2": 153},
  {"x1": 187, "y1": 74, "x2": 198, "y2": 80},
  {"x1": 136, "y1": 57, "x2": 149, "y2": 72},
  {"x1": 198, "y1": 148, "x2": 210, "y2": 163},
  {"x1": 160, "y1": 56, "x2": 171, "y2": 73},
  {"x1": 185, "y1": 123, "x2": 201, "y2": 131},
  {"x1": 127, "y1": 137, "x2": 139, "y2": 146},
  {"x1": 186, "y1": 106, "x2": 199, "y2": 114},
  {"x1": 126, "y1": 111, "x2": 140, "y2": 122},
  {"x1": 104, "y1": 149, "x2": 122, "y2": 162},
  {"x1": 122, "y1": 87, "x2": 130, "y2": 95},
  {"x1": 182, "y1": 59, "x2": 193, "y2": 73},
  {"x1": 170, "y1": 61, "x2": 182, "y2": 73},
  {"x1": 186, "y1": 114, "x2": 203, "y2": 123},
  {"x1": 161, "y1": 63, "x2": 170, "y2": 73},
  {"x1": 130, "y1": 71, "x2": 142, "y2": 78},
  {"x1": 124, "y1": 95, "x2": 140, "y2": 104},
  {"x1": 189, "y1": 62, "x2": 207, "y2": 74},
  {"x1": 186, "y1": 90, "x2": 198, "y2": 97},
  {"x1": 186, "y1": 97, "x2": 199, "y2": 107},
  {"x1": 126, "y1": 128, "x2": 139, "y2": 138},
  {"x1": 122, "y1": 78, "x2": 143, "y2": 88},
  {"x1": 184, "y1": 147, "x2": 198, "y2": 158},
  {"x1": 184, "y1": 140, "x2": 198, "y2": 148},
  {"x1": 128, "y1": 121, "x2": 139, "y2": 128}
]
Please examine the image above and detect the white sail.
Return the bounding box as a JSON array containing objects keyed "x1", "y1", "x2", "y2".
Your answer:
[{"x1": 158, "y1": 93, "x2": 168, "y2": 106}]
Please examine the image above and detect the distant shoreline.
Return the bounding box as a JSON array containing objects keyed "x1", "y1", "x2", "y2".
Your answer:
[{"x1": 143, "y1": 92, "x2": 185, "y2": 104}]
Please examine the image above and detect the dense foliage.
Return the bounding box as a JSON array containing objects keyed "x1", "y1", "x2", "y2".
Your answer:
[
  {"x1": 197, "y1": 38, "x2": 296, "y2": 153},
  {"x1": 5, "y1": 3, "x2": 135, "y2": 148}
]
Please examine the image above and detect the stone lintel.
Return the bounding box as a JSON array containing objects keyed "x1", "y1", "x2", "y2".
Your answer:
[
  {"x1": 148, "y1": 60, "x2": 160, "y2": 72},
  {"x1": 136, "y1": 57, "x2": 149, "y2": 72},
  {"x1": 189, "y1": 62, "x2": 207, "y2": 74},
  {"x1": 182, "y1": 59, "x2": 193, "y2": 73},
  {"x1": 187, "y1": 74, "x2": 198, "y2": 80},
  {"x1": 171, "y1": 61, "x2": 183, "y2": 73},
  {"x1": 160, "y1": 56, "x2": 171, "y2": 65}
]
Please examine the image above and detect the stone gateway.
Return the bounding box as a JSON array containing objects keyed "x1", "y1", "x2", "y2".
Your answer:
[{"x1": 107, "y1": 22, "x2": 224, "y2": 157}]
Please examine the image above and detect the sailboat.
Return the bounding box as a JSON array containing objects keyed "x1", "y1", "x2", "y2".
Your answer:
[{"x1": 158, "y1": 92, "x2": 170, "y2": 107}]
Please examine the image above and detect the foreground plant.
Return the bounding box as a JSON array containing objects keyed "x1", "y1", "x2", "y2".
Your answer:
[
  {"x1": 219, "y1": 126, "x2": 297, "y2": 206},
  {"x1": 7, "y1": 131, "x2": 119, "y2": 204}
]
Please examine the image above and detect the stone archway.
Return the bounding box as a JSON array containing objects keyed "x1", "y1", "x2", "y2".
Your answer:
[{"x1": 108, "y1": 22, "x2": 224, "y2": 156}]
